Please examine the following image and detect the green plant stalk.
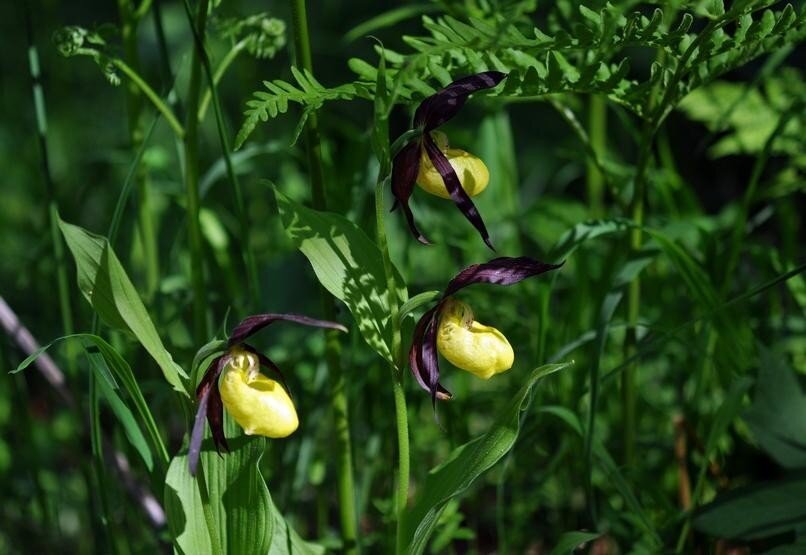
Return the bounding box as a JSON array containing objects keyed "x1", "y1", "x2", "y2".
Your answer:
[
  {"x1": 181, "y1": 6, "x2": 259, "y2": 302},
  {"x1": 195, "y1": 458, "x2": 224, "y2": 555},
  {"x1": 719, "y1": 104, "x2": 799, "y2": 297},
  {"x1": 198, "y1": 40, "x2": 246, "y2": 120},
  {"x1": 290, "y1": 0, "x2": 358, "y2": 550},
  {"x1": 117, "y1": 0, "x2": 160, "y2": 301},
  {"x1": 374, "y1": 177, "x2": 409, "y2": 552},
  {"x1": 587, "y1": 95, "x2": 606, "y2": 218},
  {"x1": 111, "y1": 59, "x2": 184, "y2": 138},
  {"x1": 617, "y1": 14, "x2": 716, "y2": 465},
  {"x1": 26, "y1": 35, "x2": 75, "y2": 372},
  {"x1": 183, "y1": 0, "x2": 210, "y2": 343}
]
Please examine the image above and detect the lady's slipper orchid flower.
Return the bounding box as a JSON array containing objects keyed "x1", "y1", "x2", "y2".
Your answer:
[
  {"x1": 189, "y1": 313, "x2": 347, "y2": 475},
  {"x1": 409, "y1": 256, "x2": 562, "y2": 403},
  {"x1": 391, "y1": 71, "x2": 507, "y2": 250}
]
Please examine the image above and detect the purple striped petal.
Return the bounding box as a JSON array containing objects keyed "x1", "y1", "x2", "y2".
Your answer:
[
  {"x1": 409, "y1": 304, "x2": 452, "y2": 402},
  {"x1": 189, "y1": 354, "x2": 227, "y2": 475},
  {"x1": 229, "y1": 313, "x2": 348, "y2": 346},
  {"x1": 444, "y1": 256, "x2": 564, "y2": 297},
  {"x1": 188, "y1": 382, "x2": 210, "y2": 476},
  {"x1": 423, "y1": 134, "x2": 494, "y2": 250},
  {"x1": 414, "y1": 71, "x2": 507, "y2": 131},
  {"x1": 207, "y1": 385, "x2": 228, "y2": 454},
  {"x1": 391, "y1": 141, "x2": 431, "y2": 244}
]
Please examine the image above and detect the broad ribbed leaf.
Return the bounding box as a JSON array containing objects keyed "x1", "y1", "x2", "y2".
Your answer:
[
  {"x1": 399, "y1": 362, "x2": 571, "y2": 554},
  {"x1": 59, "y1": 219, "x2": 189, "y2": 395},
  {"x1": 166, "y1": 416, "x2": 320, "y2": 554},
  {"x1": 275, "y1": 189, "x2": 407, "y2": 365}
]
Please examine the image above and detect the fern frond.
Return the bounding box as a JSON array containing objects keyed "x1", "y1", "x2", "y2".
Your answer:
[{"x1": 234, "y1": 68, "x2": 374, "y2": 149}]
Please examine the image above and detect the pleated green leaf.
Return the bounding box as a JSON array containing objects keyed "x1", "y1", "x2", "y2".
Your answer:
[
  {"x1": 275, "y1": 188, "x2": 407, "y2": 365},
  {"x1": 399, "y1": 362, "x2": 572, "y2": 554},
  {"x1": 58, "y1": 218, "x2": 189, "y2": 395}
]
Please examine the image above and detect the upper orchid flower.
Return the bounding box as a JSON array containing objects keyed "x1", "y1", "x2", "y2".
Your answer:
[
  {"x1": 189, "y1": 313, "x2": 347, "y2": 474},
  {"x1": 391, "y1": 71, "x2": 507, "y2": 250},
  {"x1": 409, "y1": 256, "x2": 562, "y2": 403}
]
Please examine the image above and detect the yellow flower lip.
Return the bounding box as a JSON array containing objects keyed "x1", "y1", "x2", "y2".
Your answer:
[
  {"x1": 416, "y1": 132, "x2": 490, "y2": 199},
  {"x1": 436, "y1": 298, "x2": 514, "y2": 380},
  {"x1": 218, "y1": 347, "x2": 299, "y2": 438}
]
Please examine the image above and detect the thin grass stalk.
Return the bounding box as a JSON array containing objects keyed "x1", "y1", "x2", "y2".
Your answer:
[
  {"x1": 289, "y1": 0, "x2": 358, "y2": 550},
  {"x1": 117, "y1": 0, "x2": 160, "y2": 299},
  {"x1": 183, "y1": 0, "x2": 211, "y2": 343},
  {"x1": 181, "y1": 0, "x2": 259, "y2": 302},
  {"x1": 587, "y1": 95, "x2": 606, "y2": 218},
  {"x1": 24, "y1": 3, "x2": 75, "y2": 374}
]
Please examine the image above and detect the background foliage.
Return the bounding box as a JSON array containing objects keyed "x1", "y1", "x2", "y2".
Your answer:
[{"x1": 1, "y1": 0, "x2": 805, "y2": 553}]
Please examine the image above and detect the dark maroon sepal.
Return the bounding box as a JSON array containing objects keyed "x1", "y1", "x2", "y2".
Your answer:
[
  {"x1": 391, "y1": 142, "x2": 431, "y2": 244},
  {"x1": 188, "y1": 383, "x2": 210, "y2": 476},
  {"x1": 409, "y1": 304, "x2": 453, "y2": 402},
  {"x1": 189, "y1": 354, "x2": 228, "y2": 475},
  {"x1": 414, "y1": 71, "x2": 507, "y2": 131},
  {"x1": 228, "y1": 313, "x2": 347, "y2": 347},
  {"x1": 444, "y1": 256, "x2": 564, "y2": 297},
  {"x1": 422, "y1": 134, "x2": 494, "y2": 250}
]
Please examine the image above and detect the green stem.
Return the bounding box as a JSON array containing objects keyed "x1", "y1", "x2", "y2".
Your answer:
[
  {"x1": 118, "y1": 0, "x2": 160, "y2": 300},
  {"x1": 290, "y1": 0, "x2": 358, "y2": 550},
  {"x1": 195, "y1": 458, "x2": 224, "y2": 555},
  {"x1": 587, "y1": 95, "x2": 606, "y2": 218},
  {"x1": 25, "y1": 29, "x2": 76, "y2": 367},
  {"x1": 112, "y1": 58, "x2": 184, "y2": 138},
  {"x1": 182, "y1": 6, "x2": 259, "y2": 302},
  {"x1": 375, "y1": 176, "x2": 409, "y2": 551},
  {"x1": 719, "y1": 103, "x2": 800, "y2": 297},
  {"x1": 183, "y1": 0, "x2": 210, "y2": 343},
  {"x1": 198, "y1": 41, "x2": 245, "y2": 121}
]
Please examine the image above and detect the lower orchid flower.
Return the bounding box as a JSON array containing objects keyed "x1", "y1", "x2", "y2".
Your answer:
[
  {"x1": 409, "y1": 256, "x2": 562, "y2": 403},
  {"x1": 189, "y1": 314, "x2": 347, "y2": 475}
]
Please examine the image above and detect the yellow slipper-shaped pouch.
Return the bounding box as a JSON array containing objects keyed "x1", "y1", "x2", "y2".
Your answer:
[
  {"x1": 436, "y1": 298, "x2": 514, "y2": 380},
  {"x1": 219, "y1": 348, "x2": 299, "y2": 438}
]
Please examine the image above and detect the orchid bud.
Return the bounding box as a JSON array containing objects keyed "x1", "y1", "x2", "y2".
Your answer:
[
  {"x1": 218, "y1": 347, "x2": 299, "y2": 438},
  {"x1": 436, "y1": 298, "x2": 514, "y2": 380}
]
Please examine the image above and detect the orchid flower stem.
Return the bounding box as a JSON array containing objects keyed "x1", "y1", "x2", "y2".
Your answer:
[
  {"x1": 290, "y1": 0, "x2": 358, "y2": 551},
  {"x1": 183, "y1": 0, "x2": 210, "y2": 344},
  {"x1": 374, "y1": 175, "x2": 409, "y2": 552}
]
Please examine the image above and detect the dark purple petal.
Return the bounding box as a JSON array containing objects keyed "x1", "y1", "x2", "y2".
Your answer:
[
  {"x1": 189, "y1": 355, "x2": 227, "y2": 474},
  {"x1": 414, "y1": 71, "x2": 507, "y2": 131},
  {"x1": 207, "y1": 385, "x2": 228, "y2": 454},
  {"x1": 423, "y1": 134, "x2": 494, "y2": 250},
  {"x1": 444, "y1": 256, "x2": 564, "y2": 297},
  {"x1": 188, "y1": 382, "x2": 210, "y2": 476},
  {"x1": 228, "y1": 313, "x2": 348, "y2": 346},
  {"x1": 409, "y1": 304, "x2": 452, "y2": 402},
  {"x1": 391, "y1": 142, "x2": 431, "y2": 244}
]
